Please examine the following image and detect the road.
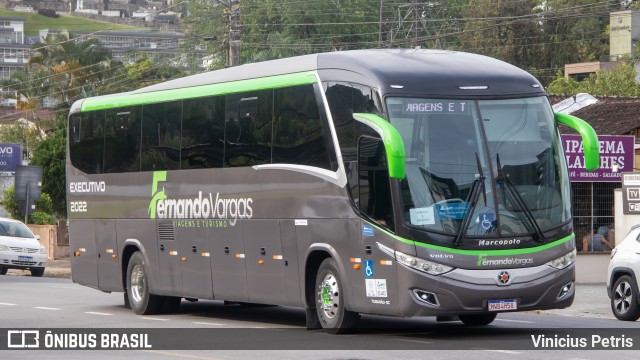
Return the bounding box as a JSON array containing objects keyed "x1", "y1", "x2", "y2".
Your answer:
[{"x1": 0, "y1": 275, "x2": 638, "y2": 359}]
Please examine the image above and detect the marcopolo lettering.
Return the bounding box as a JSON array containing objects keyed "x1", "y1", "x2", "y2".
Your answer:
[{"x1": 478, "y1": 238, "x2": 521, "y2": 246}]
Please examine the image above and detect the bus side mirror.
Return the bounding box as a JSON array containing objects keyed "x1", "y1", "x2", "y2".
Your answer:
[
  {"x1": 352, "y1": 113, "x2": 405, "y2": 179},
  {"x1": 554, "y1": 113, "x2": 600, "y2": 171}
]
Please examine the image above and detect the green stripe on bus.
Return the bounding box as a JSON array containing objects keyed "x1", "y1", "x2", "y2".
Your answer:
[
  {"x1": 80, "y1": 71, "x2": 319, "y2": 112},
  {"x1": 370, "y1": 222, "x2": 574, "y2": 256}
]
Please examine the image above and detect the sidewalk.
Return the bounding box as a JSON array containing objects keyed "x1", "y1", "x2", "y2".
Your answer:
[{"x1": 5, "y1": 259, "x2": 615, "y2": 320}]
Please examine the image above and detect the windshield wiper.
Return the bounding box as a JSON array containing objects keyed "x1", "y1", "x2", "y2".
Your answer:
[
  {"x1": 495, "y1": 154, "x2": 545, "y2": 243},
  {"x1": 453, "y1": 153, "x2": 486, "y2": 247}
]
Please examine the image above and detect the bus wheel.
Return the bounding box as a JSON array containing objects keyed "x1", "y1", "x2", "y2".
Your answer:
[
  {"x1": 126, "y1": 252, "x2": 164, "y2": 315},
  {"x1": 315, "y1": 258, "x2": 359, "y2": 334},
  {"x1": 459, "y1": 313, "x2": 497, "y2": 326},
  {"x1": 611, "y1": 275, "x2": 640, "y2": 321}
]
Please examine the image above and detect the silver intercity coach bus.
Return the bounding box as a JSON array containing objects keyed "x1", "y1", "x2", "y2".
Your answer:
[{"x1": 67, "y1": 49, "x2": 600, "y2": 333}]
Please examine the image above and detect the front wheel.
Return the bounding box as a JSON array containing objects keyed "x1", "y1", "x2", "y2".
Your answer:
[
  {"x1": 0, "y1": 267, "x2": 7, "y2": 275},
  {"x1": 315, "y1": 258, "x2": 359, "y2": 334},
  {"x1": 611, "y1": 275, "x2": 640, "y2": 321},
  {"x1": 126, "y1": 252, "x2": 164, "y2": 315},
  {"x1": 30, "y1": 268, "x2": 45, "y2": 277},
  {"x1": 459, "y1": 313, "x2": 497, "y2": 326}
]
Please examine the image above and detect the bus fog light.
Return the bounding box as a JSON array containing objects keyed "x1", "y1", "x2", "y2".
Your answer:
[
  {"x1": 557, "y1": 281, "x2": 573, "y2": 299},
  {"x1": 413, "y1": 289, "x2": 440, "y2": 306},
  {"x1": 546, "y1": 249, "x2": 576, "y2": 270}
]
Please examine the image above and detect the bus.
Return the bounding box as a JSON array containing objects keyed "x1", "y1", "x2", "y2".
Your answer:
[{"x1": 67, "y1": 49, "x2": 599, "y2": 333}]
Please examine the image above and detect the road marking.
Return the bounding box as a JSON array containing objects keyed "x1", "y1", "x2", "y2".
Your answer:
[
  {"x1": 0, "y1": 302, "x2": 16, "y2": 306},
  {"x1": 395, "y1": 338, "x2": 434, "y2": 345},
  {"x1": 495, "y1": 318, "x2": 534, "y2": 324},
  {"x1": 484, "y1": 350, "x2": 523, "y2": 355},
  {"x1": 34, "y1": 307, "x2": 60, "y2": 311},
  {"x1": 139, "y1": 317, "x2": 170, "y2": 321},
  {"x1": 192, "y1": 321, "x2": 226, "y2": 326},
  {"x1": 84, "y1": 311, "x2": 113, "y2": 316},
  {"x1": 141, "y1": 350, "x2": 223, "y2": 360}
]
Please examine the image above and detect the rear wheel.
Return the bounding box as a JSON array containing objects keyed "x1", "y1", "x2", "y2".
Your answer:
[
  {"x1": 315, "y1": 258, "x2": 359, "y2": 334},
  {"x1": 459, "y1": 313, "x2": 497, "y2": 326},
  {"x1": 0, "y1": 267, "x2": 7, "y2": 275},
  {"x1": 126, "y1": 252, "x2": 164, "y2": 315},
  {"x1": 611, "y1": 275, "x2": 640, "y2": 321},
  {"x1": 30, "y1": 268, "x2": 45, "y2": 277}
]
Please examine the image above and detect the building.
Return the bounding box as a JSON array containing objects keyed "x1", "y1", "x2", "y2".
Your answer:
[
  {"x1": 0, "y1": 17, "x2": 30, "y2": 108},
  {"x1": 564, "y1": 10, "x2": 640, "y2": 80}
]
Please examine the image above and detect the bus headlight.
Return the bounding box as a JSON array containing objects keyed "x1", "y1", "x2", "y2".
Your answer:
[
  {"x1": 395, "y1": 250, "x2": 454, "y2": 275},
  {"x1": 546, "y1": 249, "x2": 576, "y2": 270}
]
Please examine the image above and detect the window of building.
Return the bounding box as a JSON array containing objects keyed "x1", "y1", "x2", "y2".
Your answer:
[{"x1": 572, "y1": 182, "x2": 618, "y2": 252}]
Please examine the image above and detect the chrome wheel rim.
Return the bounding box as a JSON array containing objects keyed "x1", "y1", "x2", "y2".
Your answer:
[
  {"x1": 318, "y1": 273, "x2": 340, "y2": 319},
  {"x1": 130, "y1": 264, "x2": 145, "y2": 303},
  {"x1": 614, "y1": 281, "x2": 632, "y2": 315}
]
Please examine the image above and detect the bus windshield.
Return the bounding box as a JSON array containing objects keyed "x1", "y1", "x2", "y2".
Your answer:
[{"x1": 387, "y1": 96, "x2": 570, "y2": 239}]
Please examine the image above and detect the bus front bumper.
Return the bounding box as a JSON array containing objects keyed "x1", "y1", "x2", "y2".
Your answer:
[{"x1": 395, "y1": 263, "x2": 575, "y2": 317}]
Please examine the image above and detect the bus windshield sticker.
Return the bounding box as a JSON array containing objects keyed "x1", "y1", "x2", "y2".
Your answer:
[
  {"x1": 403, "y1": 100, "x2": 470, "y2": 115},
  {"x1": 434, "y1": 202, "x2": 469, "y2": 220},
  {"x1": 409, "y1": 207, "x2": 435, "y2": 225},
  {"x1": 366, "y1": 279, "x2": 388, "y2": 298},
  {"x1": 478, "y1": 213, "x2": 496, "y2": 230},
  {"x1": 362, "y1": 225, "x2": 375, "y2": 237}
]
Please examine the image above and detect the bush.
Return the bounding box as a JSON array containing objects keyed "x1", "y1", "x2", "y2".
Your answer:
[{"x1": 1, "y1": 186, "x2": 58, "y2": 225}]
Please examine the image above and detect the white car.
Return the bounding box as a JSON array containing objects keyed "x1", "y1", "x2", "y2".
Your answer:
[
  {"x1": 0, "y1": 218, "x2": 48, "y2": 277},
  {"x1": 607, "y1": 225, "x2": 640, "y2": 321}
]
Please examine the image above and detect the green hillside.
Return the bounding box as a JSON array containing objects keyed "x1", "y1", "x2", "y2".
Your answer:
[{"x1": 0, "y1": 8, "x2": 140, "y2": 36}]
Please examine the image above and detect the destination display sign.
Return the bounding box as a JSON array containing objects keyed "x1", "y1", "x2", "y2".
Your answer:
[{"x1": 403, "y1": 100, "x2": 471, "y2": 114}]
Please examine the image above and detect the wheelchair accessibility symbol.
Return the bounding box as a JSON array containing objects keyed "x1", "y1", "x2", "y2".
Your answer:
[
  {"x1": 364, "y1": 260, "x2": 374, "y2": 278},
  {"x1": 479, "y1": 213, "x2": 495, "y2": 230}
]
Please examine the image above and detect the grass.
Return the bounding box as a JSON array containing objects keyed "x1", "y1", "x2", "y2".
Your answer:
[{"x1": 0, "y1": 8, "x2": 141, "y2": 36}]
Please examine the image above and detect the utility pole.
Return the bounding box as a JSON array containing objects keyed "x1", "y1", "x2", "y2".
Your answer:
[
  {"x1": 229, "y1": 0, "x2": 240, "y2": 67},
  {"x1": 217, "y1": 0, "x2": 241, "y2": 67}
]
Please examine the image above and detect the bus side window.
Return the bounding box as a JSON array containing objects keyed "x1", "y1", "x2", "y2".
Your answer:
[
  {"x1": 224, "y1": 90, "x2": 273, "y2": 167},
  {"x1": 326, "y1": 82, "x2": 379, "y2": 207},
  {"x1": 181, "y1": 96, "x2": 225, "y2": 169},
  {"x1": 140, "y1": 101, "x2": 182, "y2": 171},
  {"x1": 104, "y1": 108, "x2": 141, "y2": 173},
  {"x1": 358, "y1": 135, "x2": 393, "y2": 230},
  {"x1": 272, "y1": 84, "x2": 332, "y2": 170},
  {"x1": 70, "y1": 110, "x2": 105, "y2": 174}
]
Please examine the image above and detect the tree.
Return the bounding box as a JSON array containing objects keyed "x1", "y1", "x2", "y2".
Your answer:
[
  {"x1": 0, "y1": 121, "x2": 43, "y2": 160},
  {"x1": 30, "y1": 114, "x2": 67, "y2": 216},
  {"x1": 546, "y1": 63, "x2": 640, "y2": 96}
]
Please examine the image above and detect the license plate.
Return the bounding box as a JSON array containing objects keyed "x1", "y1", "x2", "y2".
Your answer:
[
  {"x1": 18, "y1": 256, "x2": 33, "y2": 262},
  {"x1": 488, "y1": 299, "x2": 517, "y2": 311}
]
